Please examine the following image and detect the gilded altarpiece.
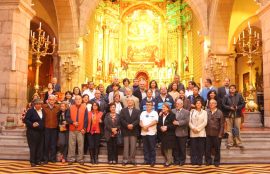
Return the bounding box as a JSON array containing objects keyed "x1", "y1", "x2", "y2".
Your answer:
[{"x1": 91, "y1": 0, "x2": 194, "y2": 84}]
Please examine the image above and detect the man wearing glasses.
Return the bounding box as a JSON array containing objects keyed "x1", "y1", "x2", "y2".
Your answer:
[{"x1": 139, "y1": 101, "x2": 159, "y2": 167}]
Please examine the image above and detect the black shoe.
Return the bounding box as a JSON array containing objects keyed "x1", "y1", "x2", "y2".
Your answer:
[
  {"x1": 205, "y1": 162, "x2": 211, "y2": 166},
  {"x1": 43, "y1": 161, "x2": 48, "y2": 164},
  {"x1": 79, "y1": 161, "x2": 84, "y2": 165},
  {"x1": 214, "y1": 163, "x2": 220, "y2": 167},
  {"x1": 131, "y1": 162, "x2": 137, "y2": 166},
  {"x1": 143, "y1": 161, "x2": 149, "y2": 165},
  {"x1": 122, "y1": 162, "x2": 127, "y2": 166},
  {"x1": 68, "y1": 161, "x2": 73, "y2": 165},
  {"x1": 179, "y1": 162, "x2": 185, "y2": 166},
  {"x1": 36, "y1": 162, "x2": 44, "y2": 166},
  {"x1": 150, "y1": 162, "x2": 155, "y2": 167},
  {"x1": 30, "y1": 163, "x2": 36, "y2": 167}
]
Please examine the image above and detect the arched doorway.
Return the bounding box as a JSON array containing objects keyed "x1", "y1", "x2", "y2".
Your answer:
[{"x1": 135, "y1": 71, "x2": 150, "y2": 87}]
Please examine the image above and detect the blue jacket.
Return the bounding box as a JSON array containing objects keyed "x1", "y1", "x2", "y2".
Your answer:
[
  {"x1": 155, "y1": 94, "x2": 175, "y2": 113},
  {"x1": 140, "y1": 97, "x2": 157, "y2": 111}
]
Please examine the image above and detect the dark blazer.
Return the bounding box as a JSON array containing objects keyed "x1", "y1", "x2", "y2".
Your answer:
[
  {"x1": 157, "y1": 112, "x2": 176, "y2": 149},
  {"x1": 222, "y1": 93, "x2": 245, "y2": 118},
  {"x1": 155, "y1": 94, "x2": 175, "y2": 113},
  {"x1": 172, "y1": 108, "x2": 190, "y2": 137},
  {"x1": 104, "y1": 113, "x2": 121, "y2": 141},
  {"x1": 133, "y1": 88, "x2": 146, "y2": 103},
  {"x1": 53, "y1": 84, "x2": 61, "y2": 92},
  {"x1": 217, "y1": 86, "x2": 228, "y2": 109},
  {"x1": 205, "y1": 109, "x2": 224, "y2": 137},
  {"x1": 90, "y1": 98, "x2": 108, "y2": 114},
  {"x1": 120, "y1": 107, "x2": 141, "y2": 137},
  {"x1": 24, "y1": 107, "x2": 46, "y2": 131}
]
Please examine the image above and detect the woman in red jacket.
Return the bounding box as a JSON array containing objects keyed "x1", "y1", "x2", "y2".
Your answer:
[{"x1": 86, "y1": 102, "x2": 103, "y2": 164}]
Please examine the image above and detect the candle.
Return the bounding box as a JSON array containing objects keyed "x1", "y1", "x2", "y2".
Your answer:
[
  {"x1": 254, "y1": 31, "x2": 256, "y2": 37},
  {"x1": 242, "y1": 31, "x2": 245, "y2": 38},
  {"x1": 47, "y1": 35, "x2": 49, "y2": 41},
  {"x1": 33, "y1": 32, "x2": 35, "y2": 38},
  {"x1": 234, "y1": 37, "x2": 236, "y2": 44},
  {"x1": 11, "y1": 42, "x2": 16, "y2": 71},
  {"x1": 238, "y1": 35, "x2": 240, "y2": 41},
  {"x1": 39, "y1": 22, "x2": 41, "y2": 29},
  {"x1": 248, "y1": 21, "x2": 251, "y2": 29},
  {"x1": 249, "y1": 28, "x2": 252, "y2": 35},
  {"x1": 257, "y1": 33, "x2": 260, "y2": 39},
  {"x1": 53, "y1": 37, "x2": 55, "y2": 44}
]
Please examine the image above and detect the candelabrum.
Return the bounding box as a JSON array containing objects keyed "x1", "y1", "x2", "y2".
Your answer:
[
  {"x1": 233, "y1": 22, "x2": 261, "y2": 93},
  {"x1": 204, "y1": 54, "x2": 228, "y2": 82},
  {"x1": 233, "y1": 22, "x2": 262, "y2": 111},
  {"x1": 62, "y1": 55, "x2": 80, "y2": 90},
  {"x1": 30, "y1": 22, "x2": 56, "y2": 94}
]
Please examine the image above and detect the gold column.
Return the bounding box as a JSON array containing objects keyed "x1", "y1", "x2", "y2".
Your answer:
[
  {"x1": 177, "y1": 26, "x2": 183, "y2": 76},
  {"x1": 187, "y1": 28, "x2": 193, "y2": 80},
  {"x1": 102, "y1": 25, "x2": 110, "y2": 79}
]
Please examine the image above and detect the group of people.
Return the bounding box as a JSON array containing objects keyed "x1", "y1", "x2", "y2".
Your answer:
[{"x1": 24, "y1": 75, "x2": 245, "y2": 167}]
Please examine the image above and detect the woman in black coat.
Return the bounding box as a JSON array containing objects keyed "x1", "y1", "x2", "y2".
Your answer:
[{"x1": 157, "y1": 103, "x2": 176, "y2": 167}]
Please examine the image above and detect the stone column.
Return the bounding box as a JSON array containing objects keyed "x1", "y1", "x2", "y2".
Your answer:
[
  {"x1": 0, "y1": 0, "x2": 35, "y2": 124},
  {"x1": 258, "y1": 2, "x2": 270, "y2": 127}
]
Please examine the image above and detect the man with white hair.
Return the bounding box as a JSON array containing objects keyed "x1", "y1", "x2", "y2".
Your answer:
[
  {"x1": 172, "y1": 99, "x2": 190, "y2": 166},
  {"x1": 42, "y1": 94, "x2": 60, "y2": 163},
  {"x1": 155, "y1": 85, "x2": 174, "y2": 113},
  {"x1": 51, "y1": 77, "x2": 61, "y2": 92},
  {"x1": 123, "y1": 87, "x2": 140, "y2": 110}
]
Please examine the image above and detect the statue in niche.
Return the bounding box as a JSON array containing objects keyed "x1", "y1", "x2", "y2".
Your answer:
[
  {"x1": 184, "y1": 56, "x2": 189, "y2": 72},
  {"x1": 109, "y1": 61, "x2": 115, "y2": 75}
]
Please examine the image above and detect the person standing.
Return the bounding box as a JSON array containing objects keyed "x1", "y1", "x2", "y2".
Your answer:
[
  {"x1": 217, "y1": 78, "x2": 230, "y2": 103},
  {"x1": 133, "y1": 80, "x2": 147, "y2": 104},
  {"x1": 140, "y1": 89, "x2": 156, "y2": 111},
  {"x1": 140, "y1": 101, "x2": 158, "y2": 167},
  {"x1": 222, "y1": 85, "x2": 245, "y2": 148},
  {"x1": 104, "y1": 103, "x2": 121, "y2": 164},
  {"x1": 168, "y1": 82, "x2": 180, "y2": 101},
  {"x1": 43, "y1": 83, "x2": 55, "y2": 103},
  {"x1": 168, "y1": 75, "x2": 185, "y2": 92},
  {"x1": 178, "y1": 89, "x2": 191, "y2": 111},
  {"x1": 155, "y1": 85, "x2": 174, "y2": 113},
  {"x1": 82, "y1": 81, "x2": 96, "y2": 100},
  {"x1": 205, "y1": 99, "x2": 224, "y2": 167},
  {"x1": 172, "y1": 99, "x2": 190, "y2": 166},
  {"x1": 120, "y1": 78, "x2": 131, "y2": 95},
  {"x1": 51, "y1": 77, "x2": 61, "y2": 92},
  {"x1": 157, "y1": 103, "x2": 176, "y2": 167},
  {"x1": 24, "y1": 99, "x2": 45, "y2": 167},
  {"x1": 42, "y1": 95, "x2": 60, "y2": 163},
  {"x1": 57, "y1": 101, "x2": 69, "y2": 163},
  {"x1": 189, "y1": 99, "x2": 207, "y2": 166},
  {"x1": 123, "y1": 87, "x2": 140, "y2": 110},
  {"x1": 66, "y1": 95, "x2": 88, "y2": 165},
  {"x1": 120, "y1": 98, "x2": 141, "y2": 165},
  {"x1": 86, "y1": 102, "x2": 103, "y2": 164},
  {"x1": 149, "y1": 80, "x2": 160, "y2": 99},
  {"x1": 188, "y1": 86, "x2": 204, "y2": 109},
  {"x1": 200, "y1": 79, "x2": 217, "y2": 102}
]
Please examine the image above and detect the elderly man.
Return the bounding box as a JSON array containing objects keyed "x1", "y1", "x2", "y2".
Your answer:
[
  {"x1": 205, "y1": 99, "x2": 224, "y2": 167},
  {"x1": 172, "y1": 99, "x2": 190, "y2": 166},
  {"x1": 106, "y1": 76, "x2": 121, "y2": 94},
  {"x1": 120, "y1": 98, "x2": 141, "y2": 165},
  {"x1": 123, "y1": 87, "x2": 140, "y2": 110},
  {"x1": 24, "y1": 99, "x2": 46, "y2": 167},
  {"x1": 90, "y1": 90, "x2": 108, "y2": 114},
  {"x1": 42, "y1": 95, "x2": 60, "y2": 163},
  {"x1": 155, "y1": 85, "x2": 174, "y2": 113},
  {"x1": 82, "y1": 81, "x2": 96, "y2": 100},
  {"x1": 66, "y1": 95, "x2": 88, "y2": 165},
  {"x1": 51, "y1": 77, "x2": 61, "y2": 92}
]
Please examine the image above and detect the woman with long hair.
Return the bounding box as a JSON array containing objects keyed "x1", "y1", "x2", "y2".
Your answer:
[
  {"x1": 86, "y1": 102, "x2": 103, "y2": 164},
  {"x1": 149, "y1": 80, "x2": 160, "y2": 98},
  {"x1": 168, "y1": 82, "x2": 180, "y2": 101},
  {"x1": 205, "y1": 90, "x2": 218, "y2": 109}
]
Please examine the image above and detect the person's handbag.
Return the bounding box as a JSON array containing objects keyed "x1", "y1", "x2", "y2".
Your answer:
[
  {"x1": 59, "y1": 124, "x2": 67, "y2": 132},
  {"x1": 117, "y1": 130, "x2": 123, "y2": 145}
]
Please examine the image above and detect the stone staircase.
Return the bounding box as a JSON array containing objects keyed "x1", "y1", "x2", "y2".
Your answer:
[{"x1": 1, "y1": 128, "x2": 270, "y2": 164}]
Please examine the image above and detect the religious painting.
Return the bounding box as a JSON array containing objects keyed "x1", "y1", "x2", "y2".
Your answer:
[
  {"x1": 125, "y1": 9, "x2": 164, "y2": 65},
  {"x1": 243, "y1": 72, "x2": 250, "y2": 97}
]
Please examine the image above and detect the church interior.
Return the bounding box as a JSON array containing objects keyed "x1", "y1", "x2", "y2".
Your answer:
[{"x1": 0, "y1": 0, "x2": 270, "y2": 172}]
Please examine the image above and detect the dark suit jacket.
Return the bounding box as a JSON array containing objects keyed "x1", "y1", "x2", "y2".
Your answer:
[
  {"x1": 24, "y1": 107, "x2": 46, "y2": 131},
  {"x1": 133, "y1": 88, "x2": 146, "y2": 103},
  {"x1": 222, "y1": 93, "x2": 245, "y2": 117},
  {"x1": 90, "y1": 98, "x2": 108, "y2": 113},
  {"x1": 104, "y1": 113, "x2": 121, "y2": 141},
  {"x1": 120, "y1": 107, "x2": 141, "y2": 136},
  {"x1": 53, "y1": 84, "x2": 61, "y2": 92},
  {"x1": 157, "y1": 112, "x2": 176, "y2": 149}
]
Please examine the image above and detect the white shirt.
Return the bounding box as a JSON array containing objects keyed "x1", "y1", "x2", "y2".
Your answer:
[
  {"x1": 115, "y1": 102, "x2": 123, "y2": 115},
  {"x1": 34, "y1": 107, "x2": 43, "y2": 119},
  {"x1": 82, "y1": 89, "x2": 96, "y2": 100},
  {"x1": 140, "y1": 110, "x2": 158, "y2": 136},
  {"x1": 185, "y1": 89, "x2": 193, "y2": 98}
]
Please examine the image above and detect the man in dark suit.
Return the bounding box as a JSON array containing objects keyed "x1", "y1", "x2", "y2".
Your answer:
[
  {"x1": 217, "y1": 78, "x2": 230, "y2": 108},
  {"x1": 51, "y1": 77, "x2": 61, "y2": 92},
  {"x1": 120, "y1": 98, "x2": 141, "y2": 165},
  {"x1": 24, "y1": 99, "x2": 46, "y2": 167},
  {"x1": 133, "y1": 80, "x2": 147, "y2": 104},
  {"x1": 172, "y1": 99, "x2": 190, "y2": 166},
  {"x1": 168, "y1": 75, "x2": 185, "y2": 92}
]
